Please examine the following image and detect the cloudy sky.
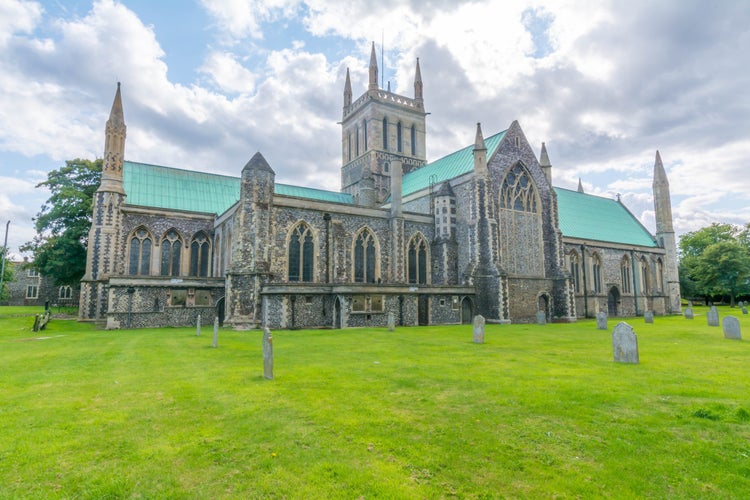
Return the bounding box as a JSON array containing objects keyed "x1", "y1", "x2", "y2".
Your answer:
[{"x1": 1, "y1": 0, "x2": 749, "y2": 258}]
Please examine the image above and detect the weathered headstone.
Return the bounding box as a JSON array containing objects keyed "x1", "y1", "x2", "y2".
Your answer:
[
  {"x1": 743, "y1": 307, "x2": 748, "y2": 315},
  {"x1": 212, "y1": 317, "x2": 219, "y2": 348},
  {"x1": 723, "y1": 316, "x2": 741, "y2": 340},
  {"x1": 688, "y1": 301, "x2": 693, "y2": 308},
  {"x1": 472, "y1": 314, "x2": 485, "y2": 344},
  {"x1": 644, "y1": 311, "x2": 654, "y2": 324},
  {"x1": 263, "y1": 327, "x2": 274, "y2": 379},
  {"x1": 707, "y1": 306, "x2": 719, "y2": 327},
  {"x1": 536, "y1": 310, "x2": 546, "y2": 326},
  {"x1": 387, "y1": 312, "x2": 395, "y2": 332},
  {"x1": 596, "y1": 311, "x2": 608, "y2": 330},
  {"x1": 738, "y1": 301, "x2": 744, "y2": 308},
  {"x1": 196, "y1": 315, "x2": 201, "y2": 336},
  {"x1": 612, "y1": 322, "x2": 639, "y2": 364},
  {"x1": 684, "y1": 307, "x2": 694, "y2": 319}
]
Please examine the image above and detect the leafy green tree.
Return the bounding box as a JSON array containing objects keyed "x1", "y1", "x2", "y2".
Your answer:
[
  {"x1": 0, "y1": 246, "x2": 14, "y2": 301},
  {"x1": 692, "y1": 242, "x2": 750, "y2": 306},
  {"x1": 22, "y1": 159, "x2": 102, "y2": 286}
]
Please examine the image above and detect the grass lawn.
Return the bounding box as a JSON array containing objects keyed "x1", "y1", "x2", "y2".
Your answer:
[{"x1": 1, "y1": 306, "x2": 749, "y2": 498}]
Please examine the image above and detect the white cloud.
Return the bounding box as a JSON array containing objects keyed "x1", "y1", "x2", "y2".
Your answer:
[{"x1": 199, "y1": 0, "x2": 301, "y2": 41}]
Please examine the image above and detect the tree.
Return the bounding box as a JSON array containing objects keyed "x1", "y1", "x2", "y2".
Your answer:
[
  {"x1": 0, "y1": 246, "x2": 14, "y2": 302},
  {"x1": 679, "y1": 223, "x2": 750, "y2": 304},
  {"x1": 22, "y1": 159, "x2": 102, "y2": 286}
]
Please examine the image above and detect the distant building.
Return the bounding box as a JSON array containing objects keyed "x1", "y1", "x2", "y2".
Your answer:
[
  {"x1": 79, "y1": 45, "x2": 680, "y2": 329},
  {"x1": 1, "y1": 258, "x2": 79, "y2": 307}
]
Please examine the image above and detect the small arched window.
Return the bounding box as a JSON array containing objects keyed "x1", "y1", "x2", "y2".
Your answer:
[
  {"x1": 569, "y1": 251, "x2": 581, "y2": 293},
  {"x1": 382, "y1": 118, "x2": 388, "y2": 149},
  {"x1": 128, "y1": 227, "x2": 152, "y2": 276},
  {"x1": 407, "y1": 234, "x2": 428, "y2": 285},
  {"x1": 288, "y1": 223, "x2": 314, "y2": 282},
  {"x1": 354, "y1": 228, "x2": 378, "y2": 283},
  {"x1": 656, "y1": 258, "x2": 664, "y2": 292},
  {"x1": 592, "y1": 253, "x2": 603, "y2": 294},
  {"x1": 621, "y1": 255, "x2": 632, "y2": 294},
  {"x1": 355, "y1": 126, "x2": 360, "y2": 157},
  {"x1": 59, "y1": 286, "x2": 72, "y2": 299},
  {"x1": 640, "y1": 257, "x2": 650, "y2": 294},
  {"x1": 363, "y1": 120, "x2": 368, "y2": 151},
  {"x1": 411, "y1": 125, "x2": 416, "y2": 155},
  {"x1": 397, "y1": 122, "x2": 403, "y2": 152},
  {"x1": 190, "y1": 232, "x2": 211, "y2": 277},
  {"x1": 161, "y1": 229, "x2": 182, "y2": 277}
]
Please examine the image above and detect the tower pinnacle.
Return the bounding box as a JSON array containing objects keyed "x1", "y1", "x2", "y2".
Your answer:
[
  {"x1": 343, "y1": 68, "x2": 352, "y2": 107},
  {"x1": 99, "y1": 82, "x2": 126, "y2": 194},
  {"x1": 368, "y1": 42, "x2": 378, "y2": 91},
  {"x1": 473, "y1": 122, "x2": 488, "y2": 176},
  {"x1": 414, "y1": 57, "x2": 423, "y2": 103}
]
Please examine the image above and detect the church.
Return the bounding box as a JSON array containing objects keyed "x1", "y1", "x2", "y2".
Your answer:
[{"x1": 79, "y1": 44, "x2": 681, "y2": 329}]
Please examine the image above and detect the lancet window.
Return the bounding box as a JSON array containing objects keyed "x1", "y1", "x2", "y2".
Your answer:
[
  {"x1": 190, "y1": 232, "x2": 210, "y2": 277},
  {"x1": 407, "y1": 234, "x2": 428, "y2": 285},
  {"x1": 161, "y1": 229, "x2": 182, "y2": 277},
  {"x1": 128, "y1": 227, "x2": 152, "y2": 276},
  {"x1": 288, "y1": 222, "x2": 314, "y2": 282},
  {"x1": 354, "y1": 228, "x2": 378, "y2": 283}
]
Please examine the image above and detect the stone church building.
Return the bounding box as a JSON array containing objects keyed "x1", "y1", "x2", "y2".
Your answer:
[{"x1": 79, "y1": 45, "x2": 681, "y2": 329}]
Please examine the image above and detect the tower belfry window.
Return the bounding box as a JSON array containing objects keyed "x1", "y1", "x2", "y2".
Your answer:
[
  {"x1": 397, "y1": 122, "x2": 403, "y2": 152},
  {"x1": 411, "y1": 125, "x2": 416, "y2": 155},
  {"x1": 356, "y1": 126, "x2": 360, "y2": 156},
  {"x1": 363, "y1": 120, "x2": 367, "y2": 151},
  {"x1": 382, "y1": 118, "x2": 388, "y2": 150}
]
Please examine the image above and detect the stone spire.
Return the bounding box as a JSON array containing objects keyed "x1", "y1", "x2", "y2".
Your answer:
[
  {"x1": 343, "y1": 67, "x2": 352, "y2": 107},
  {"x1": 652, "y1": 150, "x2": 673, "y2": 233},
  {"x1": 473, "y1": 122, "x2": 488, "y2": 176},
  {"x1": 368, "y1": 41, "x2": 378, "y2": 91},
  {"x1": 539, "y1": 142, "x2": 551, "y2": 185},
  {"x1": 414, "y1": 57, "x2": 423, "y2": 103},
  {"x1": 99, "y1": 82, "x2": 126, "y2": 194},
  {"x1": 577, "y1": 178, "x2": 584, "y2": 193}
]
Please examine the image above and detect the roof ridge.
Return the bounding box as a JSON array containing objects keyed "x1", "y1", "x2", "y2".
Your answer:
[{"x1": 124, "y1": 160, "x2": 241, "y2": 181}]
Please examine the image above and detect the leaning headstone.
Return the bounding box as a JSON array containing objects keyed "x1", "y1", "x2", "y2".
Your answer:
[
  {"x1": 212, "y1": 317, "x2": 219, "y2": 348},
  {"x1": 723, "y1": 316, "x2": 741, "y2": 340},
  {"x1": 536, "y1": 310, "x2": 546, "y2": 326},
  {"x1": 707, "y1": 306, "x2": 719, "y2": 327},
  {"x1": 684, "y1": 307, "x2": 693, "y2": 319},
  {"x1": 263, "y1": 327, "x2": 274, "y2": 380},
  {"x1": 743, "y1": 307, "x2": 748, "y2": 315},
  {"x1": 472, "y1": 314, "x2": 485, "y2": 344},
  {"x1": 596, "y1": 311, "x2": 608, "y2": 330},
  {"x1": 196, "y1": 315, "x2": 202, "y2": 336},
  {"x1": 612, "y1": 322, "x2": 639, "y2": 364},
  {"x1": 644, "y1": 311, "x2": 654, "y2": 324},
  {"x1": 387, "y1": 312, "x2": 395, "y2": 332}
]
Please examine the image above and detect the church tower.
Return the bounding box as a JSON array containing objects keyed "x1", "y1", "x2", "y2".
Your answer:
[
  {"x1": 652, "y1": 150, "x2": 681, "y2": 314},
  {"x1": 79, "y1": 83, "x2": 127, "y2": 322},
  {"x1": 341, "y1": 43, "x2": 427, "y2": 203}
]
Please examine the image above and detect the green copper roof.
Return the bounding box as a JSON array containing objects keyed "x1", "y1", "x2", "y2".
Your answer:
[
  {"x1": 402, "y1": 130, "x2": 507, "y2": 197},
  {"x1": 555, "y1": 187, "x2": 657, "y2": 247},
  {"x1": 123, "y1": 161, "x2": 352, "y2": 215}
]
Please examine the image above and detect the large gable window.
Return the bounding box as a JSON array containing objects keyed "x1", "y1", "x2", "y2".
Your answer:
[
  {"x1": 354, "y1": 228, "x2": 378, "y2": 283},
  {"x1": 288, "y1": 222, "x2": 314, "y2": 282},
  {"x1": 161, "y1": 229, "x2": 182, "y2": 277},
  {"x1": 498, "y1": 162, "x2": 543, "y2": 276},
  {"x1": 407, "y1": 234, "x2": 428, "y2": 285},
  {"x1": 190, "y1": 232, "x2": 210, "y2": 277},
  {"x1": 128, "y1": 227, "x2": 152, "y2": 276}
]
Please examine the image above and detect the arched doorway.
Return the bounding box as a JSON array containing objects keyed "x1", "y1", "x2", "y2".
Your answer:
[
  {"x1": 333, "y1": 296, "x2": 342, "y2": 329},
  {"x1": 538, "y1": 294, "x2": 550, "y2": 322},
  {"x1": 608, "y1": 287, "x2": 620, "y2": 316},
  {"x1": 216, "y1": 297, "x2": 225, "y2": 326},
  {"x1": 461, "y1": 297, "x2": 474, "y2": 324}
]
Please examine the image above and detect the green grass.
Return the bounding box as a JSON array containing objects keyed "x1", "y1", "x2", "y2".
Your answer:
[{"x1": 1, "y1": 306, "x2": 749, "y2": 498}]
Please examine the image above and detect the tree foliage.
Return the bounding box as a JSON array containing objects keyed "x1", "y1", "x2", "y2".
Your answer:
[
  {"x1": 22, "y1": 159, "x2": 102, "y2": 286},
  {"x1": 0, "y1": 246, "x2": 14, "y2": 301},
  {"x1": 679, "y1": 223, "x2": 750, "y2": 304}
]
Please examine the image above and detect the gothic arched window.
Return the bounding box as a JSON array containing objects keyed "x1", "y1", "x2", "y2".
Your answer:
[
  {"x1": 128, "y1": 227, "x2": 152, "y2": 276},
  {"x1": 288, "y1": 223, "x2": 314, "y2": 282},
  {"x1": 161, "y1": 229, "x2": 182, "y2": 277},
  {"x1": 363, "y1": 120, "x2": 368, "y2": 151},
  {"x1": 407, "y1": 234, "x2": 428, "y2": 285},
  {"x1": 592, "y1": 253, "x2": 603, "y2": 293},
  {"x1": 656, "y1": 258, "x2": 664, "y2": 293},
  {"x1": 569, "y1": 251, "x2": 581, "y2": 293},
  {"x1": 411, "y1": 125, "x2": 416, "y2": 155},
  {"x1": 354, "y1": 228, "x2": 378, "y2": 283},
  {"x1": 382, "y1": 118, "x2": 388, "y2": 150},
  {"x1": 621, "y1": 255, "x2": 632, "y2": 294},
  {"x1": 397, "y1": 122, "x2": 403, "y2": 152},
  {"x1": 190, "y1": 231, "x2": 211, "y2": 277},
  {"x1": 640, "y1": 257, "x2": 651, "y2": 294},
  {"x1": 498, "y1": 163, "x2": 543, "y2": 276},
  {"x1": 355, "y1": 126, "x2": 360, "y2": 157}
]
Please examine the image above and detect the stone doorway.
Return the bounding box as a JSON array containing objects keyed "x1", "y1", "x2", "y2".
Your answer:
[
  {"x1": 537, "y1": 294, "x2": 550, "y2": 322},
  {"x1": 216, "y1": 297, "x2": 225, "y2": 326},
  {"x1": 460, "y1": 297, "x2": 474, "y2": 324},
  {"x1": 333, "y1": 296, "x2": 342, "y2": 329},
  {"x1": 608, "y1": 287, "x2": 620, "y2": 316}
]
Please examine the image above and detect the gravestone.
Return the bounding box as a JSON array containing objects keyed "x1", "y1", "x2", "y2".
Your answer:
[
  {"x1": 688, "y1": 301, "x2": 693, "y2": 307},
  {"x1": 723, "y1": 316, "x2": 741, "y2": 340},
  {"x1": 263, "y1": 327, "x2": 274, "y2": 379},
  {"x1": 684, "y1": 307, "x2": 694, "y2": 319},
  {"x1": 707, "y1": 306, "x2": 719, "y2": 327},
  {"x1": 536, "y1": 310, "x2": 546, "y2": 326},
  {"x1": 644, "y1": 311, "x2": 654, "y2": 324},
  {"x1": 597, "y1": 311, "x2": 608, "y2": 330},
  {"x1": 743, "y1": 307, "x2": 748, "y2": 315},
  {"x1": 738, "y1": 301, "x2": 744, "y2": 308},
  {"x1": 387, "y1": 312, "x2": 395, "y2": 332},
  {"x1": 212, "y1": 317, "x2": 219, "y2": 348},
  {"x1": 612, "y1": 322, "x2": 639, "y2": 364},
  {"x1": 472, "y1": 315, "x2": 485, "y2": 344},
  {"x1": 196, "y1": 315, "x2": 201, "y2": 336}
]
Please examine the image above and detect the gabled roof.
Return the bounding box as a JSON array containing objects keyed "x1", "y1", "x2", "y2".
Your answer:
[
  {"x1": 401, "y1": 130, "x2": 507, "y2": 197},
  {"x1": 122, "y1": 161, "x2": 352, "y2": 215},
  {"x1": 555, "y1": 187, "x2": 657, "y2": 247}
]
